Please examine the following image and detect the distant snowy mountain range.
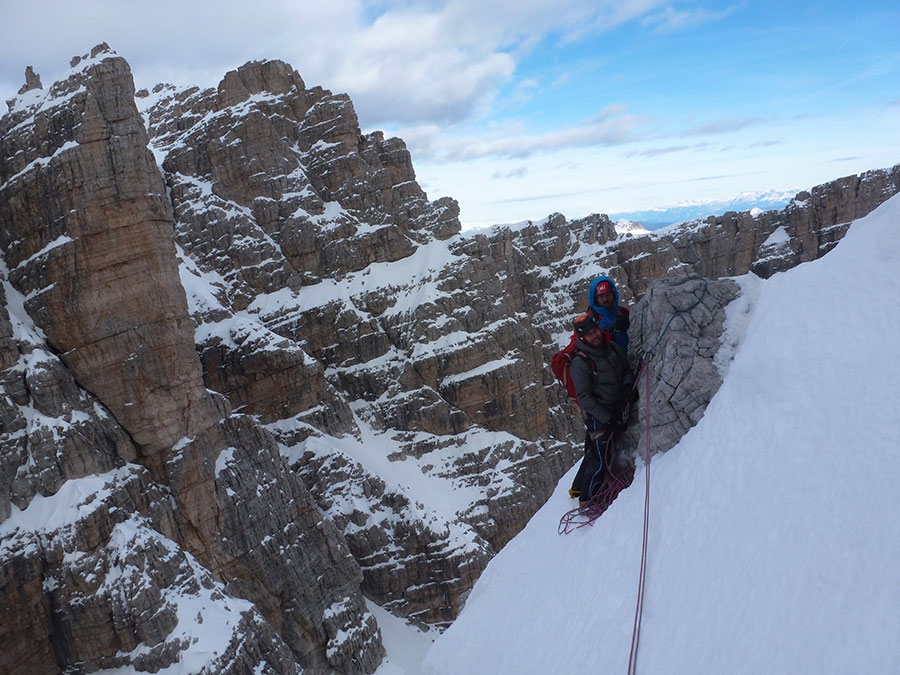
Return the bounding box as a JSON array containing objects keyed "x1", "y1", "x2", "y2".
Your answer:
[
  {"x1": 471, "y1": 190, "x2": 797, "y2": 235},
  {"x1": 609, "y1": 190, "x2": 797, "y2": 229}
]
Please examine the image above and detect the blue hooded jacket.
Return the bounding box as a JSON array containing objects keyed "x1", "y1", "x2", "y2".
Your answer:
[{"x1": 588, "y1": 276, "x2": 630, "y2": 355}]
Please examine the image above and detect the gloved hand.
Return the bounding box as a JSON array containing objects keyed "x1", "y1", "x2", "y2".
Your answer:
[{"x1": 629, "y1": 387, "x2": 639, "y2": 403}]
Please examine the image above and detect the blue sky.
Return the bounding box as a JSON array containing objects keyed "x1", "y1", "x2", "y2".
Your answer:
[{"x1": 2, "y1": 1, "x2": 898, "y2": 228}]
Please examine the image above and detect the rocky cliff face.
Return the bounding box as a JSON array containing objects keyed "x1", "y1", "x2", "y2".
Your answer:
[
  {"x1": 604, "y1": 164, "x2": 900, "y2": 297},
  {"x1": 1, "y1": 46, "x2": 381, "y2": 675},
  {"x1": 1, "y1": 44, "x2": 897, "y2": 674}
]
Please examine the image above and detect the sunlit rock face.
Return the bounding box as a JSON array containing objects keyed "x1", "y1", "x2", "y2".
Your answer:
[{"x1": 2, "y1": 41, "x2": 899, "y2": 675}]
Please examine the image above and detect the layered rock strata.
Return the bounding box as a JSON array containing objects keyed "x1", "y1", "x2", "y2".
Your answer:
[{"x1": 1, "y1": 46, "x2": 381, "y2": 674}]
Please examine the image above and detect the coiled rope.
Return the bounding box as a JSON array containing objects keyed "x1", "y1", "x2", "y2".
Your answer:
[{"x1": 557, "y1": 432, "x2": 635, "y2": 534}]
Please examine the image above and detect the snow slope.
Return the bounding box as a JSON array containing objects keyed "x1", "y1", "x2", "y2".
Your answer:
[{"x1": 410, "y1": 194, "x2": 900, "y2": 674}]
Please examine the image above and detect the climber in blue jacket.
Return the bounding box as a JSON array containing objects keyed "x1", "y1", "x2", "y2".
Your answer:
[{"x1": 587, "y1": 275, "x2": 630, "y2": 355}]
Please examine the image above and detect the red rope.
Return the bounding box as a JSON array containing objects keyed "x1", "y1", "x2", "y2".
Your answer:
[{"x1": 627, "y1": 360, "x2": 652, "y2": 674}]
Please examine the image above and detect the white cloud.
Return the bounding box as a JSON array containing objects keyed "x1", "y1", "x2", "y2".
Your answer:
[
  {"x1": 641, "y1": 3, "x2": 740, "y2": 31},
  {"x1": 683, "y1": 117, "x2": 762, "y2": 136},
  {"x1": 2, "y1": 1, "x2": 895, "y2": 230},
  {"x1": 448, "y1": 112, "x2": 648, "y2": 160},
  {"x1": 388, "y1": 102, "x2": 651, "y2": 165},
  {"x1": 320, "y1": 0, "x2": 677, "y2": 126}
]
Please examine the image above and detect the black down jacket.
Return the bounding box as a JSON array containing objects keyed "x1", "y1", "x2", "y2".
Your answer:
[{"x1": 569, "y1": 335, "x2": 634, "y2": 425}]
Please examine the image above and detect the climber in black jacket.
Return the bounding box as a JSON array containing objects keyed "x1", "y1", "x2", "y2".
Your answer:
[{"x1": 567, "y1": 312, "x2": 635, "y2": 505}]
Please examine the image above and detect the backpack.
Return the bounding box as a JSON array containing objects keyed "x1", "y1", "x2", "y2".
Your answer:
[{"x1": 550, "y1": 333, "x2": 595, "y2": 407}]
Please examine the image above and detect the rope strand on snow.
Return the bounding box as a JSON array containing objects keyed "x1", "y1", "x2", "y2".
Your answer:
[{"x1": 627, "y1": 360, "x2": 652, "y2": 675}]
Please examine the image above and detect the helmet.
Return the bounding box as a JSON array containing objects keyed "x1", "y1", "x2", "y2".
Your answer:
[{"x1": 573, "y1": 312, "x2": 601, "y2": 336}]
